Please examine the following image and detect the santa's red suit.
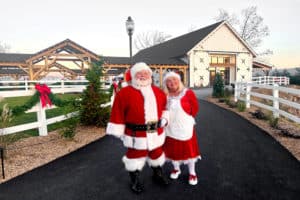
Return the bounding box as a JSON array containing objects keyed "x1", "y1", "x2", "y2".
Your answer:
[
  {"x1": 164, "y1": 88, "x2": 201, "y2": 162},
  {"x1": 106, "y1": 84, "x2": 169, "y2": 171}
]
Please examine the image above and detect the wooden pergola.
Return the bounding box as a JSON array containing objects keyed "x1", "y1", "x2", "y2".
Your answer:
[
  {"x1": 0, "y1": 39, "x2": 188, "y2": 86},
  {"x1": 0, "y1": 39, "x2": 101, "y2": 80}
]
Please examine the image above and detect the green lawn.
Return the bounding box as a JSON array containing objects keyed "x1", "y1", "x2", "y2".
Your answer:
[{"x1": 0, "y1": 93, "x2": 81, "y2": 138}]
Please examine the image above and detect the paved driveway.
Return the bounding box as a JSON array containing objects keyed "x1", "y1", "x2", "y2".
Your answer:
[
  {"x1": 0, "y1": 96, "x2": 299, "y2": 200},
  {"x1": 193, "y1": 87, "x2": 212, "y2": 99}
]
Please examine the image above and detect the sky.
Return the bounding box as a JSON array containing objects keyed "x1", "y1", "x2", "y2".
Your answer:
[{"x1": 0, "y1": 0, "x2": 299, "y2": 68}]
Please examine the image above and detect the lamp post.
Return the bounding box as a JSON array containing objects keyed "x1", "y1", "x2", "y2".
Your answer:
[
  {"x1": 126, "y1": 16, "x2": 134, "y2": 67},
  {"x1": 0, "y1": 147, "x2": 4, "y2": 179}
]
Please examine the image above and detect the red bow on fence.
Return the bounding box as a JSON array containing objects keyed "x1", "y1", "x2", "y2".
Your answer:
[{"x1": 35, "y1": 84, "x2": 52, "y2": 108}]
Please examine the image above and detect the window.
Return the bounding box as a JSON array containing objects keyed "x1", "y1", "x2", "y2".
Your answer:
[
  {"x1": 218, "y1": 57, "x2": 224, "y2": 63},
  {"x1": 211, "y1": 57, "x2": 218, "y2": 64},
  {"x1": 209, "y1": 54, "x2": 235, "y2": 65}
]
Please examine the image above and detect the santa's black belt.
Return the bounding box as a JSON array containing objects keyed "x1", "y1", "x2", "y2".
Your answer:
[{"x1": 126, "y1": 121, "x2": 160, "y2": 132}]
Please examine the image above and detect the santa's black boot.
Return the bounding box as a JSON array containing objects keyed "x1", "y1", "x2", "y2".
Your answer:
[
  {"x1": 129, "y1": 170, "x2": 144, "y2": 194},
  {"x1": 151, "y1": 166, "x2": 170, "y2": 186}
]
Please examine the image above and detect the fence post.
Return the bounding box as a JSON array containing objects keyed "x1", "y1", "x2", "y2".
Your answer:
[
  {"x1": 37, "y1": 100, "x2": 48, "y2": 136},
  {"x1": 61, "y1": 79, "x2": 65, "y2": 94},
  {"x1": 234, "y1": 82, "x2": 238, "y2": 102},
  {"x1": 25, "y1": 79, "x2": 28, "y2": 91},
  {"x1": 0, "y1": 147, "x2": 4, "y2": 179},
  {"x1": 284, "y1": 77, "x2": 287, "y2": 85},
  {"x1": 264, "y1": 76, "x2": 269, "y2": 85},
  {"x1": 280, "y1": 77, "x2": 282, "y2": 85},
  {"x1": 273, "y1": 84, "x2": 279, "y2": 118},
  {"x1": 246, "y1": 83, "x2": 251, "y2": 108}
]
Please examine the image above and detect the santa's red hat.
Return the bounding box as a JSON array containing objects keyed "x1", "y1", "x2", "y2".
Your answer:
[
  {"x1": 124, "y1": 69, "x2": 131, "y2": 81},
  {"x1": 130, "y1": 62, "x2": 152, "y2": 79}
]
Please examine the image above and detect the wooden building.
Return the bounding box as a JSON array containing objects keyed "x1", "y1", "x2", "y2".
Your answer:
[{"x1": 0, "y1": 21, "x2": 271, "y2": 86}]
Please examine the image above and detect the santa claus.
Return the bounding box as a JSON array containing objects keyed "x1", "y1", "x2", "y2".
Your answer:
[{"x1": 106, "y1": 62, "x2": 169, "y2": 193}]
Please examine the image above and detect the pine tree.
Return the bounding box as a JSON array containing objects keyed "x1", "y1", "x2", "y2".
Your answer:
[
  {"x1": 212, "y1": 73, "x2": 225, "y2": 98},
  {"x1": 80, "y1": 60, "x2": 111, "y2": 127}
]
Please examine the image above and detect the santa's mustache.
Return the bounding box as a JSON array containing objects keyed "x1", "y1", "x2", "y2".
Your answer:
[{"x1": 133, "y1": 77, "x2": 152, "y2": 87}]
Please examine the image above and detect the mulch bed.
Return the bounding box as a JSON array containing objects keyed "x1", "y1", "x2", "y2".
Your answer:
[{"x1": 0, "y1": 126, "x2": 105, "y2": 184}]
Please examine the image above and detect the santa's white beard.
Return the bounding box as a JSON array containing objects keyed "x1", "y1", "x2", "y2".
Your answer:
[{"x1": 132, "y1": 77, "x2": 152, "y2": 89}]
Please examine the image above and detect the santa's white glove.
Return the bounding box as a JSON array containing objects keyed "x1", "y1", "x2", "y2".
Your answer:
[{"x1": 159, "y1": 118, "x2": 168, "y2": 127}]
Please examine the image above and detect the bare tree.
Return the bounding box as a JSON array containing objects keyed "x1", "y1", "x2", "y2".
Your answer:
[
  {"x1": 214, "y1": 9, "x2": 239, "y2": 26},
  {"x1": 0, "y1": 41, "x2": 10, "y2": 53},
  {"x1": 214, "y1": 6, "x2": 271, "y2": 55},
  {"x1": 134, "y1": 30, "x2": 172, "y2": 50},
  {"x1": 239, "y1": 6, "x2": 269, "y2": 48}
]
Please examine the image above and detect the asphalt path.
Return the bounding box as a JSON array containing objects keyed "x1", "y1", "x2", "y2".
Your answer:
[{"x1": 0, "y1": 93, "x2": 299, "y2": 200}]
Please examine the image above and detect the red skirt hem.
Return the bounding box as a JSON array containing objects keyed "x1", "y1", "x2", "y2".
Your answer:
[{"x1": 163, "y1": 132, "x2": 200, "y2": 161}]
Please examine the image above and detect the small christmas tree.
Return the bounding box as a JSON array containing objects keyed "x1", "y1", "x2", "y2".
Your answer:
[
  {"x1": 212, "y1": 73, "x2": 225, "y2": 98},
  {"x1": 80, "y1": 60, "x2": 111, "y2": 127}
]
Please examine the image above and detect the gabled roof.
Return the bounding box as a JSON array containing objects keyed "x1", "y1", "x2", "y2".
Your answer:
[
  {"x1": 0, "y1": 66, "x2": 27, "y2": 74},
  {"x1": 133, "y1": 21, "x2": 224, "y2": 65},
  {"x1": 0, "y1": 53, "x2": 32, "y2": 63},
  {"x1": 133, "y1": 21, "x2": 256, "y2": 65},
  {"x1": 253, "y1": 60, "x2": 273, "y2": 69},
  {"x1": 102, "y1": 56, "x2": 130, "y2": 65},
  {"x1": 26, "y1": 38, "x2": 100, "y2": 63},
  {"x1": 0, "y1": 39, "x2": 100, "y2": 65}
]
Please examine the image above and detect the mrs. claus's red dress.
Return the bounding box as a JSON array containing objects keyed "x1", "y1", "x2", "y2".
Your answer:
[{"x1": 164, "y1": 88, "x2": 201, "y2": 162}]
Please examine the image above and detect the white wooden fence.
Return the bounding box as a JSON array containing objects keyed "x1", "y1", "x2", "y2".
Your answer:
[
  {"x1": 0, "y1": 80, "x2": 89, "y2": 97},
  {"x1": 252, "y1": 76, "x2": 290, "y2": 86},
  {"x1": 0, "y1": 80, "x2": 111, "y2": 136},
  {"x1": 234, "y1": 82, "x2": 300, "y2": 123}
]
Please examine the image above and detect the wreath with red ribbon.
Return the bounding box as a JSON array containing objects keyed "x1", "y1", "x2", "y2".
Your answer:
[
  {"x1": 35, "y1": 84, "x2": 52, "y2": 108},
  {"x1": 11, "y1": 84, "x2": 70, "y2": 116}
]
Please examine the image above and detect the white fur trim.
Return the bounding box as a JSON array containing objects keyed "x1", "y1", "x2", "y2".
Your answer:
[
  {"x1": 123, "y1": 135, "x2": 147, "y2": 149},
  {"x1": 165, "y1": 156, "x2": 201, "y2": 165},
  {"x1": 147, "y1": 153, "x2": 165, "y2": 167},
  {"x1": 147, "y1": 131, "x2": 165, "y2": 150},
  {"x1": 122, "y1": 131, "x2": 166, "y2": 150},
  {"x1": 121, "y1": 81, "x2": 128, "y2": 88},
  {"x1": 122, "y1": 156, "x2": 146, "y2": 171},
  {"x1": 163, "y1": 71, "x2": 180, "y2": 84},
  {"x1": 140, "y1": 86, "x2": 158, "y2": 123},
  {"x1": 130, "y1": 62, "x2": 152, "y2": 79},
  {"x1": 106, "y1": 122, "x2": 125, "y2": 138}
]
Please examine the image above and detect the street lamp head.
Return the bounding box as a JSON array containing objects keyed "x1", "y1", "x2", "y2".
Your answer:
[{"x1": 126, "y1": 16, "x2": 134, "y2": 35}]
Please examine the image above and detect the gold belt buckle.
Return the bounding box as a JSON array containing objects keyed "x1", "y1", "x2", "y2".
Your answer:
[{"x1": 146, "y1": 121, "x2": 158, "y2": 133}]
